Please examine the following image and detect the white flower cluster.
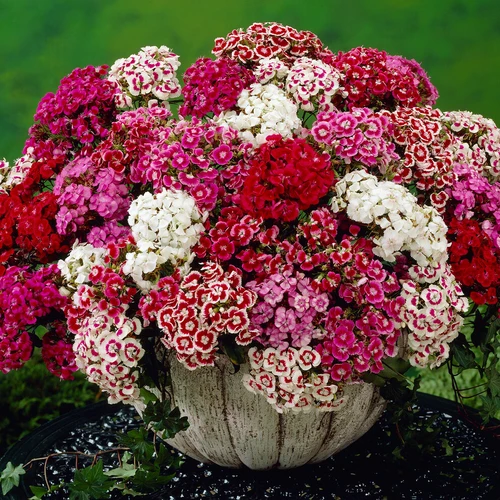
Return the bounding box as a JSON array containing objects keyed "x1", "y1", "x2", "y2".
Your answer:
[
  {"x1": 398, "y1": 265, "x2": 468, "y2": 368},
  {"x1": 216, "y1": 83, "x2": 301, "y2": 147},
  {"x1": 242, "y1": 346, "x2": 347, "y2": 413},
  {"x1": 109, "y1": 45, "x2": 181, "y2": 108},
  {"x1": 443, "y1": 110, "x2": 500, "y2": 179},
  {"x1": 332, "y1": 170, "x2": 448, "y2": 268},
  {"x1": 123, "y1": 188, "x2": 206, "y2": 291},
  {"x1": 57, "y1": 242, "x2": 106, "y2": 292},
  {"x1": 0, "y1": 148, "x2": 35, "y2": 192},
  {"x1": 72, "y1": 307, "x2": 145, "y2": 409}
]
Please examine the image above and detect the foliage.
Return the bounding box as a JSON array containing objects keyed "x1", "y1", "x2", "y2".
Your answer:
[{"x1": 0, "y1": 353, "x2": 99, "y2": 456}]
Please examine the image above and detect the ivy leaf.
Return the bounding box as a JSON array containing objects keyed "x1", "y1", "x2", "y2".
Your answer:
[
  {"x1": 118, "y1": 427, "x2": 155, "y2": 462},
  {"x1": 486, "y1": 366, "x2": 500, "y2": 398},
  {"x1": 29, "y1": 485, "x2": 49, "y2": 499},
  {"x1": 479, "y1": 395, "x2": 500, "y2": 423},
  {"x1": 143, "y1": 400, "x2": 189, "y2": 439},
  {"x1": 68, "y1": 460, "x2": 114, "y2": 500},
  {"x1": 132, "y1": 468, "x2": 175, "y2": 492},
  {"x1": 451, "y1": 337, "x2": 476, "y2": 371},
  {"x1": 103, "y1": 466, "x2": 136, "y2": 479},
  {"x1": 1, "y1": 462, "x2": 25, "y2": 496}
]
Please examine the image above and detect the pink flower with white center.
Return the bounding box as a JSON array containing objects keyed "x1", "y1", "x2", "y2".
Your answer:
[
  {"x1": 297, "y1": 346, "x2": 321, "y2": 370},
  {"x1": 210, "y1": 144, "x2": 233, "y2": 165},
  {"x1": 329, "y1": 362, "x2": 352, "y2": 382},
  {"x1": 361, "y1": 280, "x2": 385, "y2": 305},
  {"x1": 291, "y1": 294, "x2": 309, "y2": 313}
]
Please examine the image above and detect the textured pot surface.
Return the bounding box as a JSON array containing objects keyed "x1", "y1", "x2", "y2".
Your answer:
[{"x1": 163, "y1": 356, "x2": 386, "y2": 470}]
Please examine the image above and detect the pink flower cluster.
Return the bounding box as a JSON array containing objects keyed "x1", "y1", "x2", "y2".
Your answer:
[
  {"x1": 448, "y1": 163, "x2": 500, "y2": 249},
  {"x1": 243, "y1": 346, "x2": 346, "y2": 413},
  {"x1": 311, "y1": 108, "x2": 398, "y2": 171},
  {"x1": 154, "y1": 263, "x2": 257, "y2": 370},
  {"x1": 181, "y1": 57, "x2": 255, "y2": 118},
  {"x1": 247, "y1": 269, "x2": 330, "y2": 350},
  {"x1": 25, "y1": 65, "x2": 118, "y2": 162},
  {"x1": 0, "y1": 265, "x2": 67, "y2": 373},
  {"x1": 213, "y1": 22, "x2": 335, "y2": 67},
  {"x1": 53, "y1": 157, "x2": 130, "y2": 239}
]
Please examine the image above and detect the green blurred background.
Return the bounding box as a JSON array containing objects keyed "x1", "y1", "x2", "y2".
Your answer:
[
  {"x1": 1, "y1": 0, "x2": 500, "y2": 162},
  {"x1": 0, "y1": 0, "x2": 499, "y2": 451}
]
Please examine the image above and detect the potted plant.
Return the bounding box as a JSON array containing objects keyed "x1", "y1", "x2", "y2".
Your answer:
[{"x1": 1, "y1": 21, "x2": 499, "y2": 495}]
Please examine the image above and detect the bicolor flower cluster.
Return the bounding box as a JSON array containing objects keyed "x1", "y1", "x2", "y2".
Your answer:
[
  {"x1": 109, "y1": 45, "x2": 181, "y2": 108},
  {"x1": 155, "y1": 263, "x2": 258, "y2": 370},
  {"x1": 2, "y1": 22, "x2": 499, "y2": 414}
]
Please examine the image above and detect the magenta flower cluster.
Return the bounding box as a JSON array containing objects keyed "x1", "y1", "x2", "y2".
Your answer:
[
  {"x1": 181, "y1": 57, "x2": 255, "y2": 118},
  {"x1": 25, "y1": 65, "x2": 118, "y2": 162},
  {"x1": 0, "y1": 265, "x2": 68, "y2": 374}
]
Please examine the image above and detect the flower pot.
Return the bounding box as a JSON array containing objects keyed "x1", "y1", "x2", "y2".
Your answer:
[{"x1": 159, "y1": 356, "x2": 385, "y2": 470}]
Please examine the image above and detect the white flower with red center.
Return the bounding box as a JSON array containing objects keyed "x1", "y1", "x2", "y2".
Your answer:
[
  {"x1": 255, "y1": 58, "x2": 288, "y2": 85},
  {"x1": 109, "y1": 45, "x2": 181, "y2": 108},
  {"x1": 297, "y1": 346, "x2": 321, "y2": 370},
  {"x1": 243, "y1": 346, "x2": 344, "y2": 413},
  {"x1": 216, "y1": 83, "x2": 301, "y2": 147}
]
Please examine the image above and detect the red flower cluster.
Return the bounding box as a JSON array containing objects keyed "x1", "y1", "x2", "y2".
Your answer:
[
  {"x1": 180, "y1": 57, "x2": 255, "y2": 118},
  {"x1": 213, "y1": 22, "x2": 334, "y2": 67},
  {"x1": 237, "y1": 136, "x2": 334, "y2": 221},
  {"x1": 0, "y1": 187, "x2": 70, "y2": 265},
  {"x1": 25, "y1": 65, "x2": 118, "y2": 162},
  {"x1": 331, "y1": 47, "x2": 437, "y2": 110},
  {"x1": 448, "y1": 217, "x2": 500, "y2": 305}
]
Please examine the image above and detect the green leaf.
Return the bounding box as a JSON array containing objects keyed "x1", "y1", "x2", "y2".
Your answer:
[
  {"x1": 451, "y1": 339, "x2": 476, "y2": 370},
  {"x1": 1, "y1": 462, "x2": 25, "y2": 496},
  {"x1": 479, "y1": 395, "x2": 500, "y2": 422},
  {"x1": 103, "y1": 466, "x2": 137, "y2": 479},
  {"x1": 218, "y1": 335, "x2": 246, "y2": 368},
  {"x1": 118, "y1": 428, "x2": 155, "y2": 462},
  {"x1": 69, "y1": 460, "x2": 114, "y2": 500},
  {"x1": 142, "y1": 400, "x2": 189, "y2": 439},
  {"x1": 29, "y1": 485, "x2": 49, "y2": 499},
  {"x1": 132, "y1": 468, "x2": 175, "y2": 492},
  {"x1": 486, "y1": 366, "x2": 500, "y2": 397}
]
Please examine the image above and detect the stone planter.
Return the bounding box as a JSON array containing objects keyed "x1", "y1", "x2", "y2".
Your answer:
[{"x1": 161, "y1": 356, "x2": 386, "y2": 470}]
